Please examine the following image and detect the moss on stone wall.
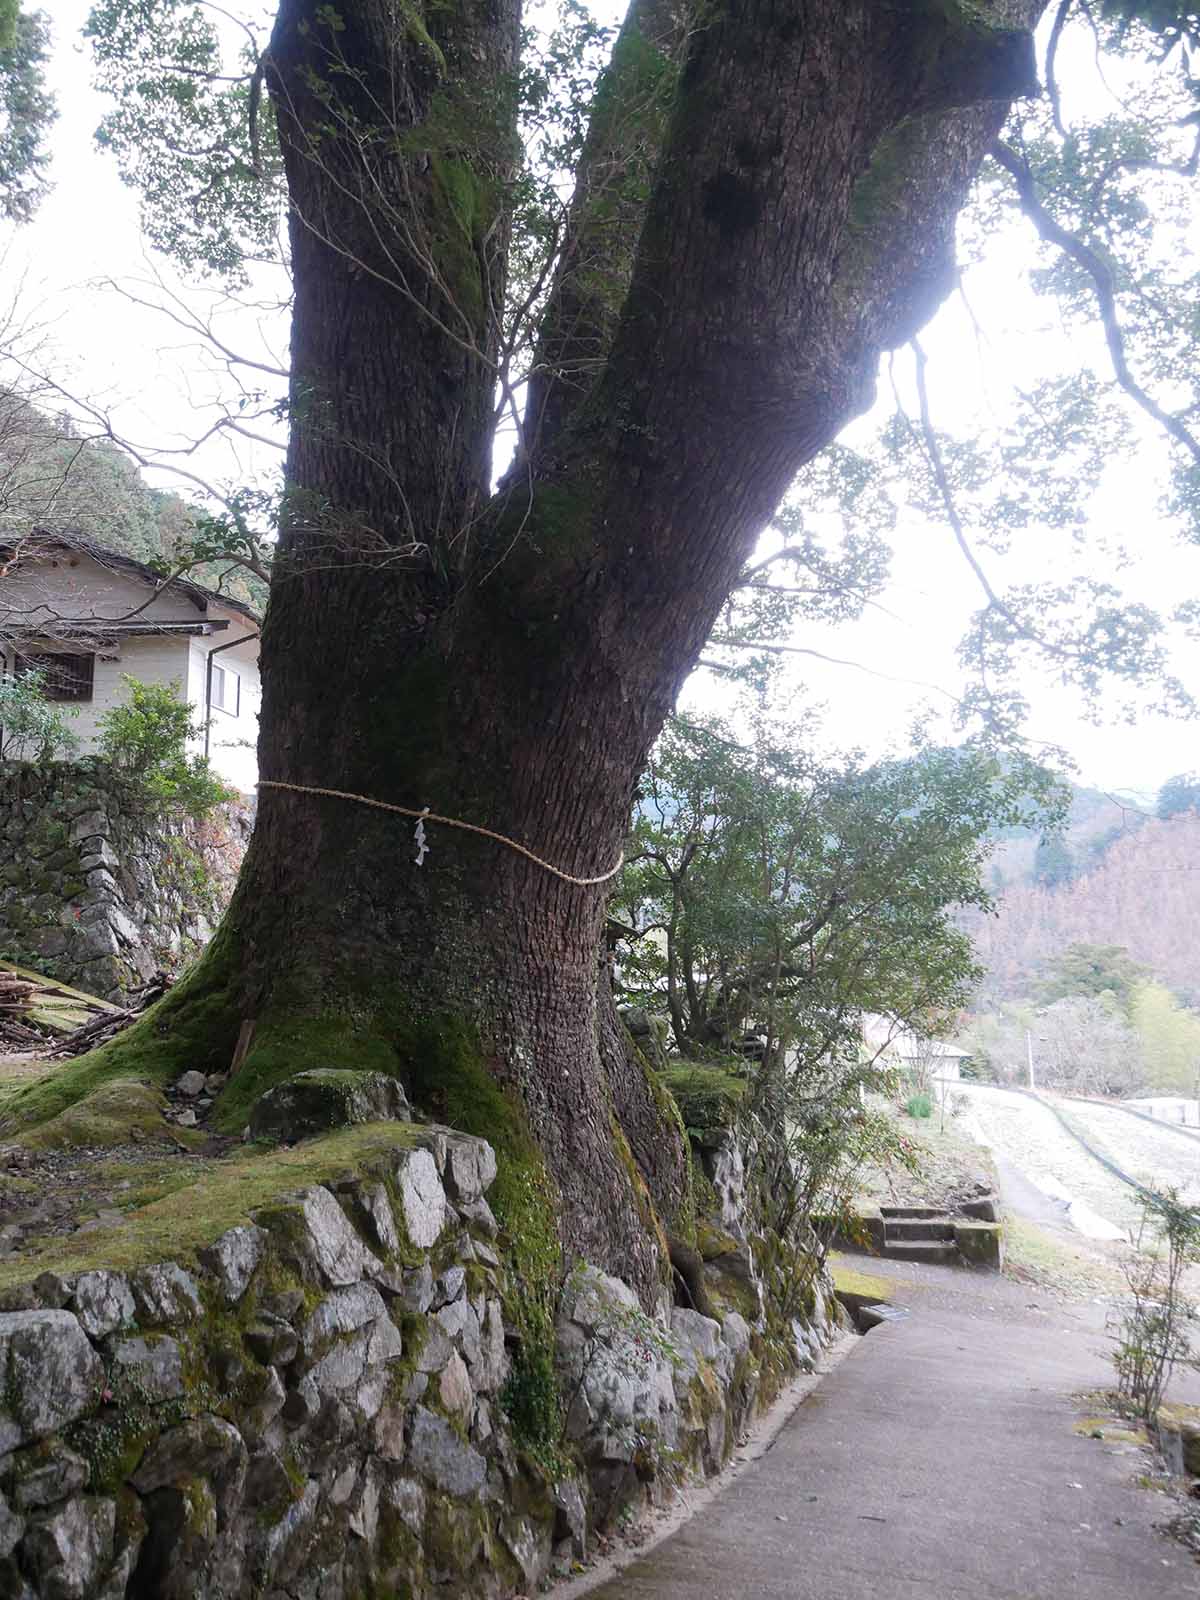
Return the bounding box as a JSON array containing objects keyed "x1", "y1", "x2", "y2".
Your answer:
[
  {"x1": 395, "y1": 1015, "x2": 565, "y2": 1464},
  {"x1": 0, "y1": 760, "x2": 249, "y2": 1001},
  {"x1": 659, "y1": 1064, "x2": 747, "y2": 1135},
  {"x1": 0, "y1": 1123, "x2": 427, "y2": 1291}
]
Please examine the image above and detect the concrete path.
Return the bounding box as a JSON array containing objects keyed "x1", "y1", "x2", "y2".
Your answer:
[{"x1": 578, "y1": 1264, "x2": 1196, "y2": 1599}]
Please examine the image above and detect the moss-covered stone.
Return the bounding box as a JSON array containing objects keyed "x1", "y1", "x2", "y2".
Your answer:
[
  {"x1": 396, "y1": 1016, "x2": 564, "y2": 1466},
  {"x1": 214, "y1": 1015, "x2": 408, "y2": 1133},
  {"x1": 246, "y1": 1067, "x2": 409, "y2": 1142},
  {"x1": 659, "y1": 1065, "x2": 747, "y2": 1135},
  {"x1": 953, "y1": 1220, "x2": 1003, "y2": 1270}
]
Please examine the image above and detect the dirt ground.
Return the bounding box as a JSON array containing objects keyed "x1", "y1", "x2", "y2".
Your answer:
[
  {"x1": 861, "y1": 1093, "x2": 999, "y2": 1211},
  {"x1": 0, "y1": 1049, "x2": 237, "y2": 1272}
]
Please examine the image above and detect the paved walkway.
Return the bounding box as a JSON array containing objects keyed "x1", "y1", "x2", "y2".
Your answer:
[{"x1": 578, "y1": 1263, "x2": 1196, "y2": 1599}]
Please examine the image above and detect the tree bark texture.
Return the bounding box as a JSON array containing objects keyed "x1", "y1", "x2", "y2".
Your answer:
[{"x1": 179, "y1": 0, "x2": 1044, "y2": 1301}]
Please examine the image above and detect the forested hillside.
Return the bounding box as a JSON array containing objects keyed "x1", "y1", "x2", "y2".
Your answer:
[
  {"x1": 966, "y1": 811, "x2": 1200, "y2": 1005},
  {"x1": 985, "y1": 782, "x2": 1150, "y2": 892},
  {"x1": 0, "y1": 387, "x2": 266, "y2": 608}
]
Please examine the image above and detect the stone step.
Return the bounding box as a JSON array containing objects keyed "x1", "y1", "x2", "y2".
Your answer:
[
  {"x1": 884, "y1": 1219, "x2": 956, "y2": 1242},
  {"x1": 879, "y1": 1205, "x2": 945, "y2": 1219},
  {"x1": 881, "y1": 1239, "x2": 961, "y2": 1265}
]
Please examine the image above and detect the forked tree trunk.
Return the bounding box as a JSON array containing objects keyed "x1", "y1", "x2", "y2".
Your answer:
[{"x1": 94, "y1": 0, "x2": 1044, "y2": 1302}]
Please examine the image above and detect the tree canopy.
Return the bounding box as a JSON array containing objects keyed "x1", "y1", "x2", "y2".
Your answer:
[
  {"x1": 1034, "y1": 939, "x2": 1151, "y2": 1010},
  {"x1": 612, "y1": 714, "x2": 1063, "y2": 1066},
  {"x1": 0, "y1": 6, "x2": 53, "y2": 221},
  {"x1": 65, "y1": 0, "x2": 1200, "y2": 741},
  {"x1": 1157, "y1": 770, "x2": 1200, "y2": 818}
]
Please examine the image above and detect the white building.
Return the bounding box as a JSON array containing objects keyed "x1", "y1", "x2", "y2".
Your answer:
[
  {"x1": 0, "y1": 531, "x2": 262, "y2": 792},
  {"x1": 861, "y1": 1014, "x2": 971, "y2": 1082}
]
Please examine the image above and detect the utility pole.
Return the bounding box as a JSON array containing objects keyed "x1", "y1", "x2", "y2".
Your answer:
[{"x1": 1026, "y1": 1029, "x2": 1036, "y2": 1091}]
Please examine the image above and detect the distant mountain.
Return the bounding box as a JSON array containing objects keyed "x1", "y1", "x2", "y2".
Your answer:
[
  {"x1": 984, "y1": 781, "x2": 1152, "y2": 895},
  {"x1": 965, "y1": 810, "x2": 1200, "y2": 1004}
]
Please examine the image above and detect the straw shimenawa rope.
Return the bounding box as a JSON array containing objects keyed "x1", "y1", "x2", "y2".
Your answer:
[{"x1": 257, "y1": 779, "x2": 625, "y2": 887}]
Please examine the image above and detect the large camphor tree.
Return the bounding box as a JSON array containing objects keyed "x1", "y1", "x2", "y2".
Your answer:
[{"x1": 39, "y1": 0, "x2": 1196, "y2": 1306}]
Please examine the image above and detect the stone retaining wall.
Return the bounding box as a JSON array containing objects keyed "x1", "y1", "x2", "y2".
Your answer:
[
  {"x1": 0, "y1": 762, "x2": 250, "y2": 1000},
  {"x1": 0, "y1": 1120, "x2": 839, "y2": 1599}
]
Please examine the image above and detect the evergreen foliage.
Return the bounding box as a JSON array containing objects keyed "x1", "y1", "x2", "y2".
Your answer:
[
  {"x1": 0, "y1": 663, "x2": 78, "y2": 760},
  {"x1": 94, "y1": 676, "x2": 232, "y2": 816},
  {"x1": 0, "y1": 7, "x2": 53, "y2": 221},
  {"x1": 1034, "y1": 941, "x2": 1150, "y2": 1012},
  {"x1": 613, "y1": 712, "x2": 1065, "y2": 1068}
]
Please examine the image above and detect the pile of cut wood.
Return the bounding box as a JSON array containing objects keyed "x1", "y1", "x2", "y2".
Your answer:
[
  {"x1": 47, "y1": 973, "x2": 174, "y2": 1059},
  {"x1": 0, "y1": 963, "x2": 121, "y2": 1051}
]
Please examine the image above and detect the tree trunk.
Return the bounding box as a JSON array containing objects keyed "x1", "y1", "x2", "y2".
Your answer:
[{"x1": 83, "y1": 0, "x2": 1045, "y2": 1307}]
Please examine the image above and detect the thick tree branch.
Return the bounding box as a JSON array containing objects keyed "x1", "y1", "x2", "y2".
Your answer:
[
  {"x1": 909, "y1": 335, "x2": 1064, "y2": 658},
  {"x1": 707, "y1": 633, "x2": 963, "y2": 706},
  {"x1": 522, "y1": 0, "x2": 690, "y2": 464}
]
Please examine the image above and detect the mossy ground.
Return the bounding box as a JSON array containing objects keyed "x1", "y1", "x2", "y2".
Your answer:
[
  {"x1": 0, "y1": 925, "x2": 244, "y2": 1134},
  {"x1": 0, "y1": 1122, "x2": 428, "y2": 1291},
  {"x1": 828, "y1": 1256, "x2": 894, "y2": 1302},
  {"x1": 0, "y1": 1055, "x2": 57, "y2": 1118},
  {"x1": 1072, "y1": 1415, "x2": 1148, "y2": 1446},
  {"x1": 14, "y1": 1080, "x2": 180, "y2": 1152}
]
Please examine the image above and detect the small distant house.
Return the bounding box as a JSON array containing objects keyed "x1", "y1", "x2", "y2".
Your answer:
[
  {"x1": 862, "y1": 1014, "x2": 971, "y2": 1082},
  {"x1": 0, "y1": 531, "x2": 262, "y2": 791}
]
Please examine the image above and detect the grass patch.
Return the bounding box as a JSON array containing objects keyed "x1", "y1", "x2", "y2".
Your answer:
[
  {"x1": 1003, "y1": 1215, "x2": 1124, "y2": 1299},
  {"x1": 829, "y1": 1254, "x2": 894, "y2": 1302},
  {"x1": 0, "y1": 1056, "x2": 58, "y2": 1117},
  {"x1": 97, "y1": 1157, "x2": 222, "y2": 1211},
  {"x1": 0, "y1": 1121, "x2": 428, "y2": 1291},
  {"x1": 1072, "y1": 1416, "x2": 1147, "y2": 1445}
]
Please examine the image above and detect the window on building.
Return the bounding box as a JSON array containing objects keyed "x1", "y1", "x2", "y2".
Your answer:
[
  {"x1": 15, "y1": 652, "x2": 95, "y2": 702},
  {"x1": 210, "y1": 660, "x2": 240, "y2": 716}
]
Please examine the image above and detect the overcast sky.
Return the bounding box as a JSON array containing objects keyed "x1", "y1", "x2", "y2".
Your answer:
[{"x1": 5, "y1": 0, "x2": 1200, "y2": 798}]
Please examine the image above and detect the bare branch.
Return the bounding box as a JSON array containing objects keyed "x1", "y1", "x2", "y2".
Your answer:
[
  {"x1": 705, "y1": 633, "x2": 962, "y2": 706},
  {"x1": 990, "y1": 137, "x2": 1200, "y2": 467}
]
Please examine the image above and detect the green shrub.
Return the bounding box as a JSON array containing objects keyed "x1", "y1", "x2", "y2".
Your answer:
[
  {"x1": 905, "y1": 1093, "x2": 933, "y2": 1120},
  {"x1": 94, "y1": 677, "x2": 231, "y2": 817},
  {"x1": 0, "y1": 667, "x2": 79, "y2": 760}
]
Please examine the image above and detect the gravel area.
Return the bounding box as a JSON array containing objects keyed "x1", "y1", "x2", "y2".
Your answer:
[
  {"x1": 1057, "y1": 1098, "x2": 1200, "y2": 1206},
  {"x1": 957, "y1": 1084, "x2": 1145, "y2": 1236}
]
